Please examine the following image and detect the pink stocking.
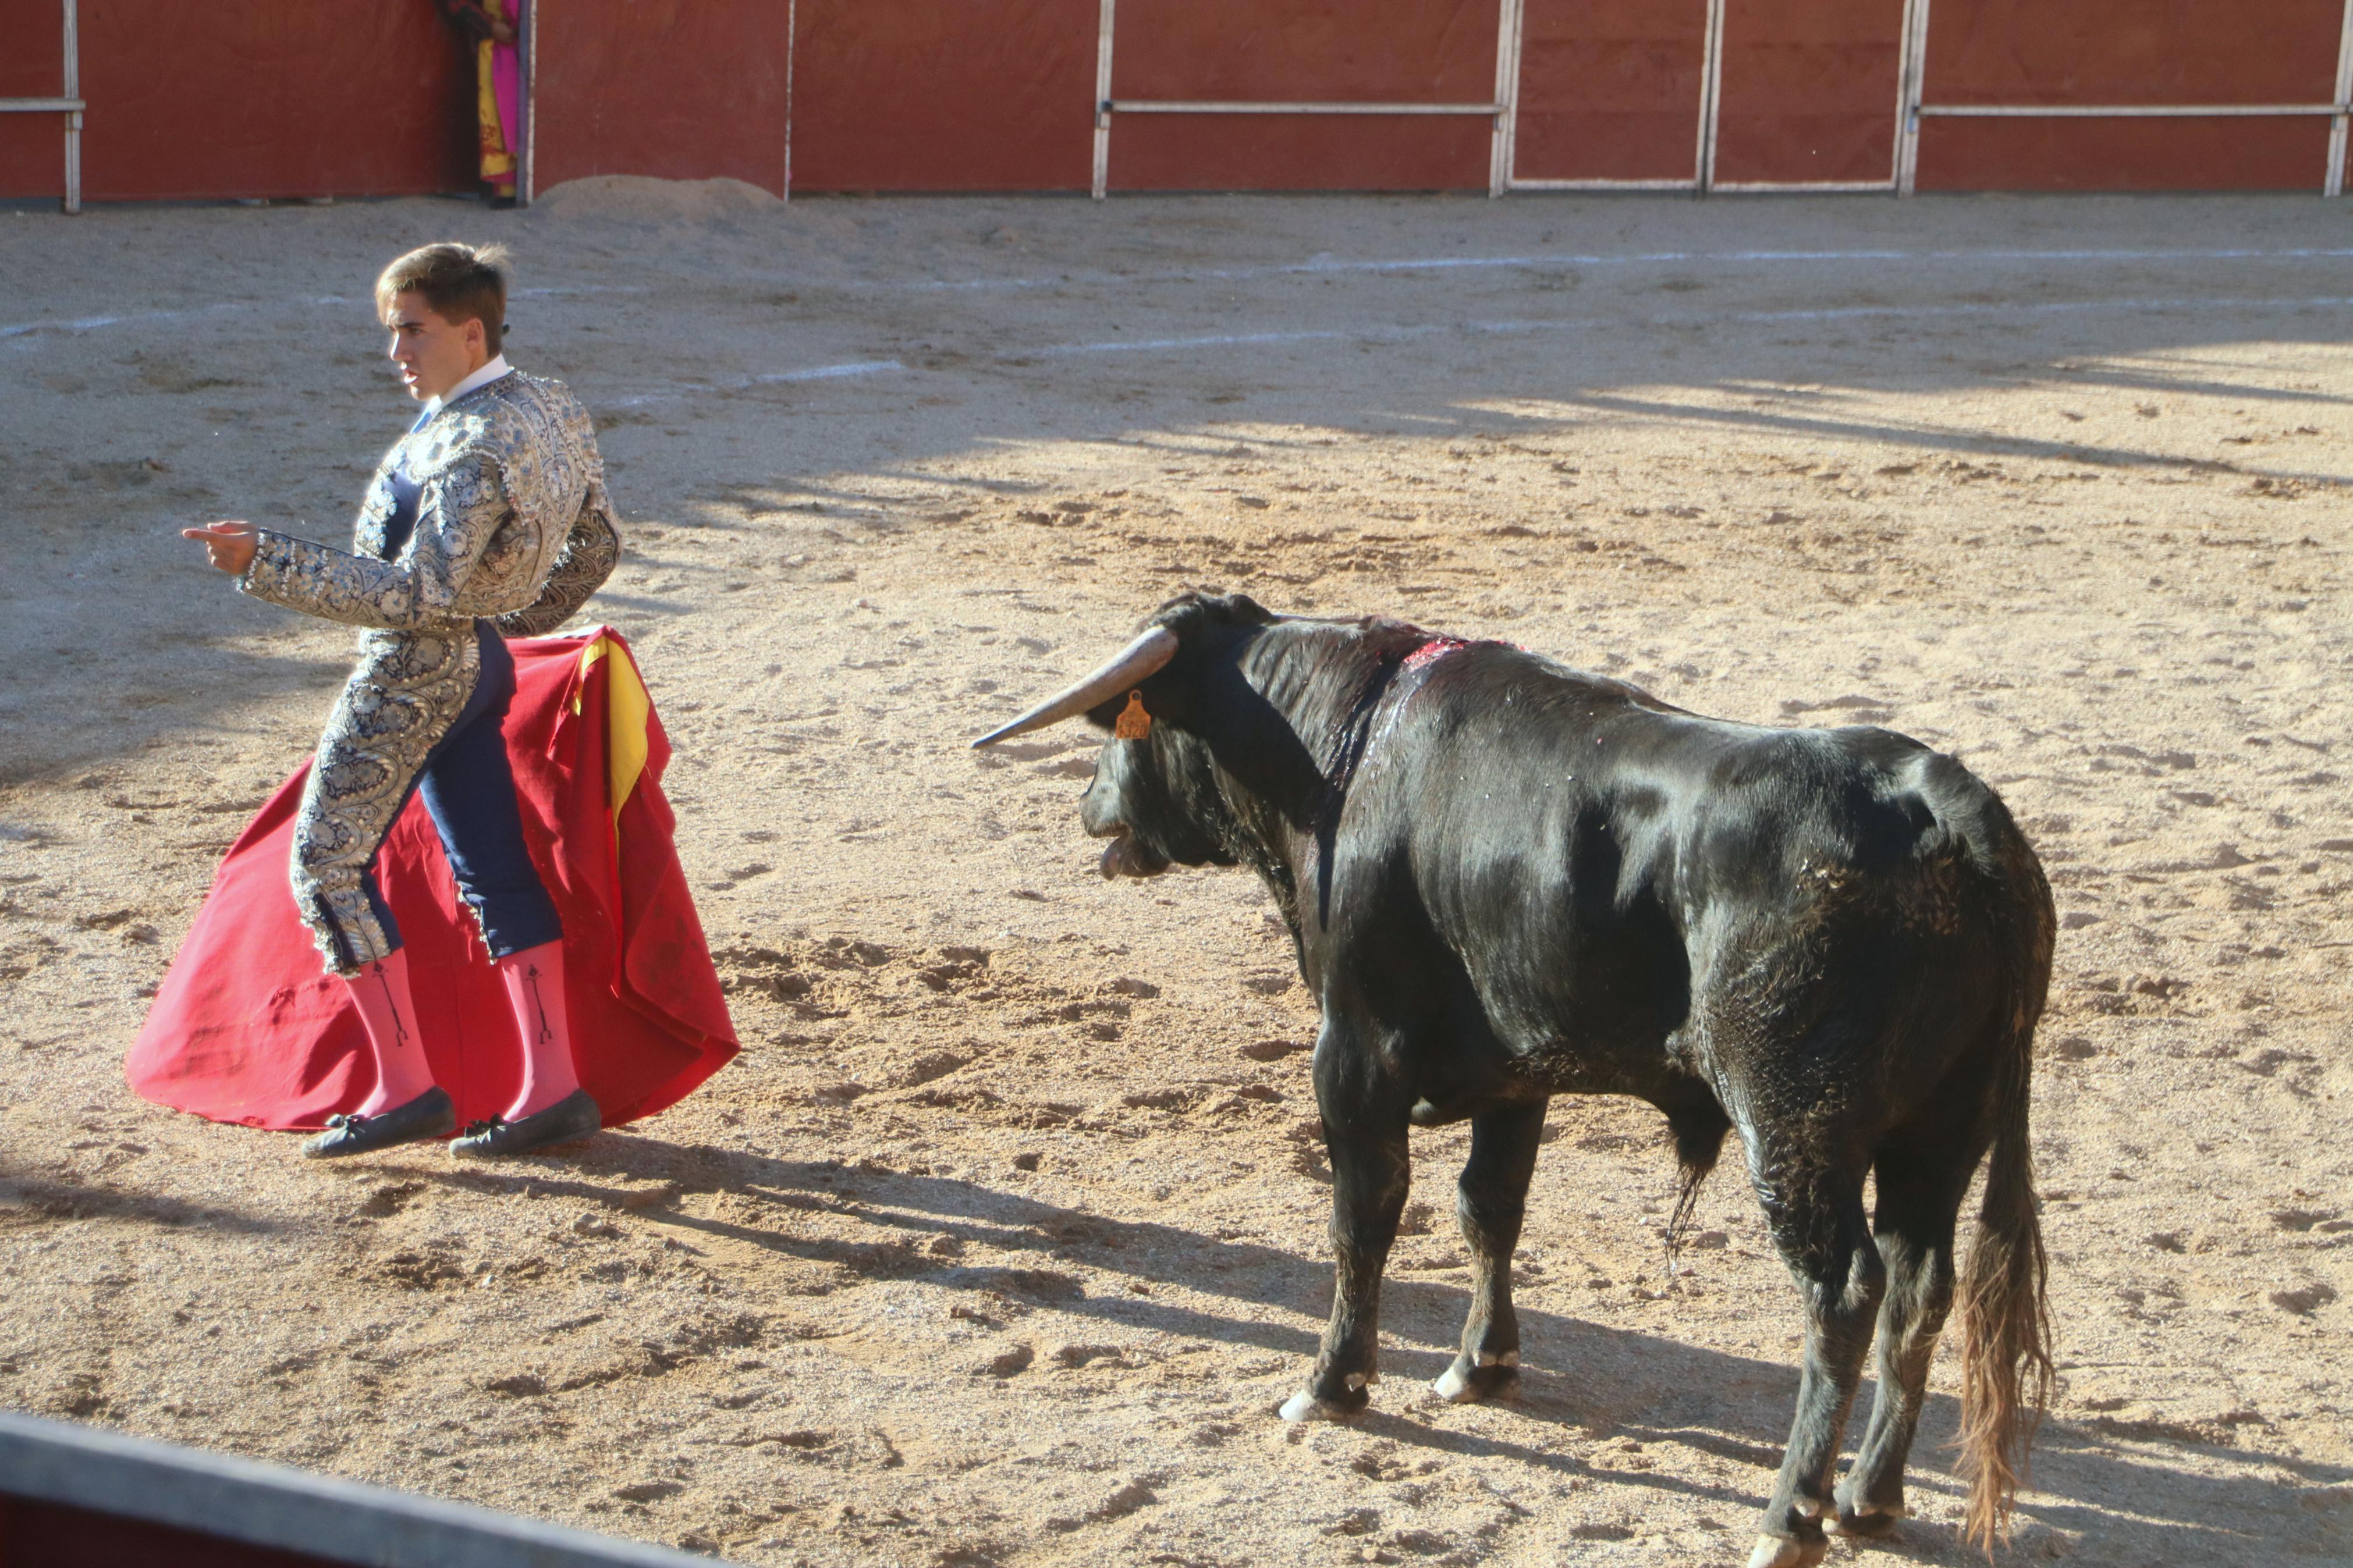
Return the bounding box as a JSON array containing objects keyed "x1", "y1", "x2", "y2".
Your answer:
[
  {"x1": 346, "y1": 948, "x2": 436, "y2": 1115},
  {"x1": 496, "y1": 940, "x2": 581, "y2": 1120}
]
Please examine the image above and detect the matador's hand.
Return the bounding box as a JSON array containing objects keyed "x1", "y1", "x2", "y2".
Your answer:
[{"x1": 182, "y1": 520, "x2": 258, "y2": 575}]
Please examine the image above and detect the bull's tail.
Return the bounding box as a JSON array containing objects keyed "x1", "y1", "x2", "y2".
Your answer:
[
  {"x1": 1955, "y1": 1000, "x2": 2053, "y2": 1553},
  {"x1": 1905, "y1": 749, "x2": 2056, "y2": 1551}
]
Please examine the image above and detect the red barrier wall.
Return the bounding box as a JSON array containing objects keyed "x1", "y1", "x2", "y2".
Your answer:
[
  {"x1": 790, "y1": 0, "x2": 1095, "y2": 191},
  {"x1": 1714, "y1": 0, "x2": 1904, "y2": 185},
  {"x1": 1926, "y1": 0, "x2": 2343, "y2": 104},
  {"x1": 7, "y1": 1, "x2": 2347, "y2": 204},
  {"x1": 1103, "y1": 0, "x2": 1500, "y2": 191},
  {"x1": 0, "y1": 0, "x2": 69, "y2": 198},
  {"x1": 533, "y1": 0, "x2": 790, "y2": 193},
  {"x1": 1513, "y1": 0, "x2": 1709, "y2": 182},
  {"x1": 1918, "y1": 116, "x2": 2333, "y2": 190},
  {"x1": 1916, "y1": 0, "x2": 2347, "y2": 190},
  {"x1": 1510, "y1": 0, "x2": 1904, "y2": 187},
  {"x1": 2, "y1": 0, "x2": 471, "y2": 202},
  {"x1": 0, "y1": 1496, "x2": 346, "y2": 1568}
]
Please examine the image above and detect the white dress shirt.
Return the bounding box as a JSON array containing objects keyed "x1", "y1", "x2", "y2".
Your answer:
[{"x1": 427, "y1": 353, "x2": 513, "y2": 415}]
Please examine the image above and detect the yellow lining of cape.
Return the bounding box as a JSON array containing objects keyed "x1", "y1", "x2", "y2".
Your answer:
[{"x1": 575, "y1": 634, "x2": 650, "y2": 824}]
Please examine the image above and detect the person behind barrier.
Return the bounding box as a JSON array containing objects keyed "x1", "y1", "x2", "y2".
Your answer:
[{"x1": 437, "y1": 0, "x2": 526, "y2": 207}]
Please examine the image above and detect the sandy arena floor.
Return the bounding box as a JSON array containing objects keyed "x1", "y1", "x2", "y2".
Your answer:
[{"x1": 1, "y1": 184, "x2": 2349, "y2": 1566}]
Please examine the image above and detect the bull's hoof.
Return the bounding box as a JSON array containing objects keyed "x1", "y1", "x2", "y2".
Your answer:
[
  {"x1": 1278, "y1": 1386, "x2": 1368, "y2": 1423},
  {"x1": 1825, "y1": 1501, "x2": 1904, "y2": 1539},
  {"x1": 1432, "y1": 1353, "x2": 1520, "y2": 1405},
  {"x1": 1744, "y1": 1534, "x2": 1826, "y2": 1568}
]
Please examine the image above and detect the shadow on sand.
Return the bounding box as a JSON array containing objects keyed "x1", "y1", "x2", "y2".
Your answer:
[
  {"x1": 0, "y1": 1161, "x2": 281, "y2": 1236},
  {"x1": 404, "y1": 1131, "x2": 2351, "y2": 1564}
]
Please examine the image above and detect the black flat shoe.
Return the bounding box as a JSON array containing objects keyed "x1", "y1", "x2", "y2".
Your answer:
[
  {"x1": 449, "y1": 1089, "x2": 601, "y2": 1160},
  {"x1": 301, "y1": 1087, "x2": 456, "y2": 1159}
]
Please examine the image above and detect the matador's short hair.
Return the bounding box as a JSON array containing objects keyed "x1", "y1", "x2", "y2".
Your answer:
[{"x1": 377, "y1": 242, "x2": 509, "y2": 354}]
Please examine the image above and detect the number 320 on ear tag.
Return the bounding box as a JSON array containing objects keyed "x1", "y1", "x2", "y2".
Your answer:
[{"x1": 1114, "y1": 691, "x2": 1152, "y2": 741}]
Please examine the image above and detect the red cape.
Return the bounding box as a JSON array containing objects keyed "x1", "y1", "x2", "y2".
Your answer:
[{"x1": 127, "y1": 629, "x2": 737, "y2": 1132}]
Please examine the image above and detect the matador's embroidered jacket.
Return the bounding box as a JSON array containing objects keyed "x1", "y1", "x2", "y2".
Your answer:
[{"x1": 239, "y1": 369, "x2": 620, "y2": 974}]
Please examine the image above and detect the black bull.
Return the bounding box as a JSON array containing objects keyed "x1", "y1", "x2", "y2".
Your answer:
[{"x1": 976, "y1": 593, "x2": 2054, "y2": 1568}]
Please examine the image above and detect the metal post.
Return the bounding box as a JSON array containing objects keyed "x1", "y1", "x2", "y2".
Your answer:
[
  {"x1": 1489, "y1": 0, "x2": 1525, "y2": 197},
  {"x1": 1896, "y1": 0, "x2": 1930, "y2": 195},
  {"x1": 2329, "y1": 0, "x2": 2353, "y2": 195},
  {"x1": 1091, "y1": 0, "x2": 1116, "y2": 200},
  {"x1": 519, "y1": 0, "x2": 537, "y2": 205},
  {"x1": 62, "y1": 0, "x2": 80, "y2": 215},
  {"x1": 1695, "y1": 0, "x2": 1725, "y2": 194},
  {"x1": 783, "y1": 0, "x2": 797, "y2": 200}
]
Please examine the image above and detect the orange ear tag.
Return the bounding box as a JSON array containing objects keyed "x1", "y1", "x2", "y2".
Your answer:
[{"x1": 1114, "y1": 691, "x2": 1153, "y2": 741}]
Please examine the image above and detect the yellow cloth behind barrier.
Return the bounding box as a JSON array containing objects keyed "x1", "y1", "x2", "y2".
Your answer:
[{"x1": 477, "y1": 42, "x2": 514, "y2": 184}]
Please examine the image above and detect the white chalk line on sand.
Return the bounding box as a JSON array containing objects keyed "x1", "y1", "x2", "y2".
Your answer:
[
  {"x1": 13, "y1": 287, "x2": 2333, "y2": 398},
  {"x1": 10, "y1": 246, "x2": 2350, "y2": 340},
  {"x1": 608, "y1": 358, "x2": 906, "y2": 408},
  {"x1": 913, "y1": 245, "x2": 2353, "y2": 294},
  {"x1": 605, "y1": 292, "x2": 2352, "y2": 404},
  {"x1": 0, "y1": 285, "x2": 648, "y2": 342},
  {"x1": 1032, "y1": 293, "x2": 2353, "y2": 358}
]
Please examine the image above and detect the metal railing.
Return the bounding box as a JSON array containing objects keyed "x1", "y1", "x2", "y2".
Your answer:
[
  {"x1": 1089, "y1": 0, "x2": 1521, "y2": 198},
  {"x1": 24, "y1": 1, "x2": 2353, "y2": 208},
  {"x1": 1895, "y1": 0, "x2": 2353, "y2": 196},
  {"x1": 0, "y1": 0, "x2": 81, "y2": 212},
  {"x1": 1087, "y1": 0, "x2": 2353, "y2": 200}
]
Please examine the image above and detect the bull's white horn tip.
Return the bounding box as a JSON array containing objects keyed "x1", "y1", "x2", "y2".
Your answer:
[{"x1": 965, "y1": 625, "x2": 1180, "y2": 752}]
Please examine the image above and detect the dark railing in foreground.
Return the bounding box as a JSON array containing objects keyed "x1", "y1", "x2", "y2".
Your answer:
[{"x1": 0, "y1": 1410, "x2": 723, "y2": 1567}]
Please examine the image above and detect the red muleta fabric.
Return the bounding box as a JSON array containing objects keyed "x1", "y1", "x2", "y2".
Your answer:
[{"x1": 126, "y1": 630, "x2": 737, "y2": 1132}]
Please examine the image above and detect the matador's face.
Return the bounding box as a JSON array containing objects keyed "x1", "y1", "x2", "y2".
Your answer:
[{"x1": 384, "y1": 290, "x2": 488, "y2": 403}]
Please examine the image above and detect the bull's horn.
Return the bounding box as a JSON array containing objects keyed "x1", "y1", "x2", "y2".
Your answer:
[{"x1": 970, "y1": 627, "x2": 1179, "y2": 748}]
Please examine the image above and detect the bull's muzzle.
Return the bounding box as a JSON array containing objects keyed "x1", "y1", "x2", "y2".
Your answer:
[{"x1": 1096, "y1": 831, "x2": 1167, "y2": 880}]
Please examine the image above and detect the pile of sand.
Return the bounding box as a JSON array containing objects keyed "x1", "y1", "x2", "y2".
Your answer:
[{"x1": 531, "y1": 175, "x2": 783, "y2": 223}]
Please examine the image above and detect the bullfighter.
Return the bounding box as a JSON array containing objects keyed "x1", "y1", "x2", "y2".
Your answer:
[{"x1": 182, "y1": 241, "x2": 620, "y2": 1161}]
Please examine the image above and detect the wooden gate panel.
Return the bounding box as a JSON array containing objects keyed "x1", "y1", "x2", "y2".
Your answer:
[
  {"x1": 1926, "y1": 0, "x2": 2342, "y2": 104},
  {"x1": 1917, "y1": 0, "x2": 2347, "y2": 190},
  {"x1": 1109, "y1": 116, "x2": 1490, "y2": 191},
  {"x1": 1713, "y1": 0, "x2": 1905, "y2": 185},
  {"x1": 790, "y1": 0, "x2": 1096, "y2": 191},
  {"x1": 534, "y1": 1, "x2": 789, "y2": 193},
  {"x1": 1106, "y1": 0, "x2": 1497, "y2": 191},
  {"x1": 1918, "y1": 116, "x2": 2334, "y2": 190},
  {"x1": 1112, "y1": 0, "x2": 1499, "y2": 100},
  {"x1": 6, "y1": 0, "x2": 470, "y2": 202},
  {"x1": 1513, "y1": 0, "x2": 1710, "y2": 182},
  {"x1": 0, "y1": 0, "x2": 69, "y2": 198}
]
